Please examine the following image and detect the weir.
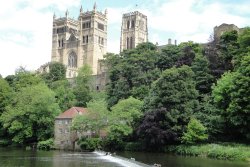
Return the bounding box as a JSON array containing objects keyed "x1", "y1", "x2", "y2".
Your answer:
[{"x1": 94, "y1": 151, "x2": 152, "y2": 167}]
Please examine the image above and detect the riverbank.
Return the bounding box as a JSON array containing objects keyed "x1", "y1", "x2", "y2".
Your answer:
[{"x1": 164, "y1": 143, "x2": 250, "y2": 161}]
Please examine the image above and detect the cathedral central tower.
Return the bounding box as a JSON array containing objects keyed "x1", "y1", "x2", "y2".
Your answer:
[{"x1": 120, "y1": 11, "x2": 148, "y2": 52}]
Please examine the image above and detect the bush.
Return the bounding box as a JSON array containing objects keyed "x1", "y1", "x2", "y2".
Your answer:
[
  {"x1": 102, "y1": 137, "x2": 125, "y2": 151},
  {"x1": 164, "y1": 143, "x2": 250, "y2": 161},
  {"x1": 78, "y1": 137, "x2": 102, "y2": 151},
  {"x1": 181, "y1": 118, "x2": 208, "y2": 144},
  {"x1": 37, "y1": 138, "x2": 54, "y2": 150}
]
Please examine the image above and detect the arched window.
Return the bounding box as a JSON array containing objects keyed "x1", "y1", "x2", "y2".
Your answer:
[
  {"x1": 68, "y1": 52, "x2": 77, "y2": 68},
  {"x1": 127, "y1": 37, "x2": 130, "y2": 49},
  {"x1": 127, "y1": 20, "x2": 130, "y2": 29},
  {"x1": 131, "y1": 20, "x2": 135, "y2": 28}
]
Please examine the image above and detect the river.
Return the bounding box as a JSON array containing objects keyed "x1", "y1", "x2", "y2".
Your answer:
[{"x1": 0, "y1": 147, "x2": 249, "y2": 167}]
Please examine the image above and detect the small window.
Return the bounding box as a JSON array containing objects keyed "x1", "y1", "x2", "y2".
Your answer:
[
  {"x1": 82, "y1": 21, "x2": 91, "y2": 29},
  {"x1": 61, "y1": 39, "x2": 64, "y2": 47},
  {"x1": 98, "y1": 23, "x2": 104, "y2": 31},
  {"x1": 58, "y1": 40, "x2": 60, "y2": 47}
]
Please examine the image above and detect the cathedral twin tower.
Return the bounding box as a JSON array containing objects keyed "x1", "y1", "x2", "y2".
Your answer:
[{"x1": 51, "y1": 3, "x2": 148, "y2": 78}]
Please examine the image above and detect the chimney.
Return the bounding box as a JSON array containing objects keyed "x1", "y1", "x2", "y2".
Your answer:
[
  {"x1": 168, "y1": 38, "x2": 172, "y2": 45},
  {"x1": 174, "y1": 40, "x2": 177, "y2": 46}
]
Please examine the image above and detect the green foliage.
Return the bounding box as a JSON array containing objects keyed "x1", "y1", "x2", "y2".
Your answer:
[
  {"x1": 8, "y1": 71, "x2": 43, "y2": 91},
  {"x1": 181, "y1": 118, "x2": 208, "y2": 144},
  {"x1": 191, "y1": 54, "x2": 214, "y2": 94},
  {"x1": 218, "y1": 30, "x2": 239, "y2": 71},
  {"x1": 212, "y1": 55, "x2": 250, "y2": 140},
  {"x1": 166, "y1": 143, "x2": 250, "y2": 161},
  {"x1": 105, "y1": 97, "x2": 143, "y2": 150},
  {"x1": 157, "y1": 45, "x2": 181, "y2": 70},
  {"x1": 78, "y1": 137, "x2": 102, "y2": 151},
  {"x1": 106, "y1": 42, "x2": 160, "y2": 108},
  {"x1": 238, "y1": 27, "x2": 250, "y2": 49},
  {"x1": 50, "y1": 80, "x2": 76, "y2": 111},
  {"x1": 37, "y1": 138, "x2": 54, "y2": 150},
  {"x1": 73, "y1": 65, "x2": 92, "y2": 107},
  {"x1": 40, "y1": 62, "x2": 66, "y2": 84},
  {"x1": 110, "y1": 97, "x2": 143, "y2": 127},
  {"x1": 195, "y1": 95, "x2": 225, "y2": 141},
  {"x1": 140, "y1": 66, "x2": 199, "y2": 144},
  {"x1": 71, "y1": 96, "x2": 109, "y2": 136},
  {"x1": 0, "y1": 78, "x2": 13, "y2": 113},
  {"x1": 0, "y1": 83, "x2": 60, "y2": 144}
]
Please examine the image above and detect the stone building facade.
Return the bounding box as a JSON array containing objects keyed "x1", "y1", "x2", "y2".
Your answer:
[
  {"x1": 120, "y1": 11, "x2": 148, "y2": 52},
  {"x1": 51, "y1": 3, "x2": 107, "y2": 78},
  {"x1": 54, "y1": 107, "x2": 89, "y2": 150}
]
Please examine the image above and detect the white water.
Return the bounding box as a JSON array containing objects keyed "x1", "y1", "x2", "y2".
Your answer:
[{"x1": 94, "y1": 151, "x2": 152, "y2": 167}]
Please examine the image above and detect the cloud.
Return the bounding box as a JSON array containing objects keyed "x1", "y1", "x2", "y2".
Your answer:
[
  {"x1": 0, "y1": 0, "x2": 81, "y2": 77},
  {"x1": 138, "y1": 0, "x2": 250, "y2": 44},
  {"x1": 0, "y1": 0, "x2": 250, "y2": 76}
]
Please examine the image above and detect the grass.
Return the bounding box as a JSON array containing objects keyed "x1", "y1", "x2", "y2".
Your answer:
[{"x1": 165, "y1": 143, "x2": 250, "y2": 161}]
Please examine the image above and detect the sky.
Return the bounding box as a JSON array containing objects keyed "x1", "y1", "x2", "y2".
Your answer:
[{"x1": 0, "y1": 0, "x2": 250, "y2": 77}]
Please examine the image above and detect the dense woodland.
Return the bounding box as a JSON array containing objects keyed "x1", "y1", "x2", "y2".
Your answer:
[{"x1": 0, "y1": 28, "x2": 249, "y2": 153}]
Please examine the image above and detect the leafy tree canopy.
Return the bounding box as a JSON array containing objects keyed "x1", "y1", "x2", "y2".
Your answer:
[{"x1": 0, "y1": 83, "x2": 60, "y2": 144}]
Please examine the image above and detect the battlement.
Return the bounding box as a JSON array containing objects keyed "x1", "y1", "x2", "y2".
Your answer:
[{"x1": 123, "y1": 11, "x2": 147, "y2": 19}]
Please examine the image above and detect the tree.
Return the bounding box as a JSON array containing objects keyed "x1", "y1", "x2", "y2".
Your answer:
[
  {"x1": 142, "y1": 66, "x2": 199, "y2": 142},
  {"x1": 137, "y1": 108, "x2": 177, "y2": 150},
  {"x1": 41, "y1": 62, "x2": 66, "y2": 84},
  {"x1": 191, "y1": 54, "x2": 214, "y2": 94},
  {"x1": 71, "y1": 96, "x2": 109, "y2": 136},
  {"x1": 9, "y1": 71, "x2": 43, "y2": 91},
  {"x1": 0, "y1": 79, "x2": 13, "y2": 113},
  {"x1": 157, "y1": 45, "x2": 181, "y2": 71},
  {"x1": 0, "y1": 83, "x2": 60, "y2": 144},
  {"x1": 181, "y1": 118, "x2": 208, "y2": 144},
  {"x1": 212, "y1": 55, "x2": 250, "y2": 140},
  {"x1": 104, "y1": 97, "x2": 143, "y2": 150},
  {"x1": 50, "y1": 80, "x2": 76, "y2": 111},
  {"x1": 106, "y1": 42, "x2": 160, "y2": 108},
  {"x1": 73, "y1": 65, "x2": 92, "y2": 107},
  {"x1": 0, "y1": 79, "x2": 13, "y2": 144}
]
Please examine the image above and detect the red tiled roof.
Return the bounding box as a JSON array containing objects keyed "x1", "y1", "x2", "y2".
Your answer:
[{"x1": 56, "y1": 107, "x2": 87, "y2": 119}]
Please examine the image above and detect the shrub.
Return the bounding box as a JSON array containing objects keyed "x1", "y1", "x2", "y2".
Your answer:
[
  {"x1": 181, "y1": 118, "x2": 208, "y2": 144},
  {"x1": 78, "y1": 137, "x2": 102, "y2": 151},
  {"x1": 37, "y1": 138, "x2": 54, "y2": 150}
]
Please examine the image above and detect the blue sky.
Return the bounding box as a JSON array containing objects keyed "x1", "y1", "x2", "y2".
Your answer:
[{"x1": 0, "y1": 0, "x2": 250, "y2": 77}]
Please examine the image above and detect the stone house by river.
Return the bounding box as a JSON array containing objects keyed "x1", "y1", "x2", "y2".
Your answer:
[{"x1": 54, "y1": 107, "x2": 89, "y2": 150}]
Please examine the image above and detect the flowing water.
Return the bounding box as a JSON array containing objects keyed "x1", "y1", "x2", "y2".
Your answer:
[{"x1": 0, "y1": 147, "x2": 249, "y2": 167}]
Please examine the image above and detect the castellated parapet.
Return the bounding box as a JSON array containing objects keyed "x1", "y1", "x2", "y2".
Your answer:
[
  {"x1": 51, "y1": 3, "x2": 107, "y2": 78},
  {"x1": 120, "y1": 11, "x2": 148, "y2": 52}
]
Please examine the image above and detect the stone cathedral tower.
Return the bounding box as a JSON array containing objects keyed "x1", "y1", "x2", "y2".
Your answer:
[
  {"x1": 120, "y1": 11, "x2": 148, "y2": 52},
  {"x1": 51, "y1": 3, "x2": 107, "y2": 78}
]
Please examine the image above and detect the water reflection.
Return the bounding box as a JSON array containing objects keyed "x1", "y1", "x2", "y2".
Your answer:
[
  {"x1": 0, "y1": 148, "x2": 249, "y2": 167},
  {"x1": 117, "y1": 151, "x2": 250, "y2": 167}
]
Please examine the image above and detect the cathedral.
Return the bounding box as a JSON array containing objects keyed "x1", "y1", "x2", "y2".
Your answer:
[{"x1": 50, "y1": 3, "x2": 148, "y2": 80}]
